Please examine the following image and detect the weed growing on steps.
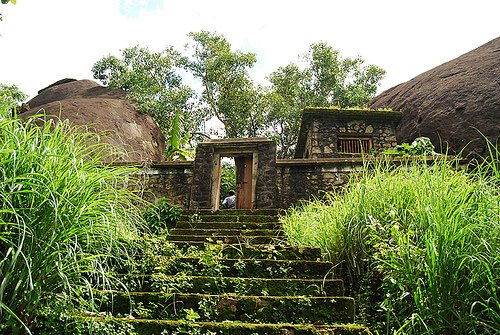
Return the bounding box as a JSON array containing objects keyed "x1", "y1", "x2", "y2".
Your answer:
[
  {"x1": 281, "y1": 151, "x2": 499, "y2": 334},
  {"x1": 142, "y1": 197, "x2": 183, "y2": 234},
  {"x1": 0, "y1": 113, "x2": 147, "y2": 333}
]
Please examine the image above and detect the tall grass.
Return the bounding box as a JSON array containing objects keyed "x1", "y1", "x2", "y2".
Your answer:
[
  {"x1": 282, "y1": 154, "x2": 499, "y2": 334},
  {"x1": 0, "y1": 113, "x2": 147, "y2": 333}
]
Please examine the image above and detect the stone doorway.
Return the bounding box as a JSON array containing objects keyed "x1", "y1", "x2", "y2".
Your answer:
[{"x1": 189, "y1": 138, "x2": 277, "y2": 210}]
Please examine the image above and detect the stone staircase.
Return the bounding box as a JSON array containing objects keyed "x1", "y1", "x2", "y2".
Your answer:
[{"x1": 93, "y1": 209, "x2": 372, "y2": 334}]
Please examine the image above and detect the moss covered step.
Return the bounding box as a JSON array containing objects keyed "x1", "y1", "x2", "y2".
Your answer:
[
  {"x1": 161, "y1": 242, "x2": 323, "y2": 260},
  {"x1": 153, "y1": 257, "x2": 335, "y2": 279},
  {"x1": 76, "y1": 317, "x2": 371, "y2": 335},
  {"x1": 169, "y1": 228, "x2": 283, "y2": 237},
  {"x1": 175, "y1": 220, "x2": 280, "y2": 230},
  {"x1": 167, "y1": 234, "x2": 283, "y2": 244},
  {"x1": 184, "y1": 209, "x2": 280, "y2": 216},
  {"x1": 219, "y1": 243, "x2": 322, "y2": 260},
  {"x1": 120, "y1": 274, "x2": 344, "y2": 296},
  {"x1": 98, "y1": 291, "x2": 355, "y2": 324},
  {"x1": 179, "y1": 214, "x2": 279, "y2": 223}
]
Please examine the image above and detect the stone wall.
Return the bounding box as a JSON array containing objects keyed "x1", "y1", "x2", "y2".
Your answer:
[
  {"x1": 123, "y1": 156, "x2": 446, "y2": 210},
  {"x1": 124, "y1": 158, "x2": 362, "y2": 209},
  {"x1": 255, "y1": 141, "x2": 278, "y2": 208},
  {"x1": 189, "y1": 143, "x2": 216, "y2": 209},
  {"x1": 295, "y1": 108, "x2": 403, "y2": 158},
  {"x1": 124, "y1": 161, "x2": 194, "y2": 207},
  {"x1": 276, "y1": 158, "x2": 364, "y2": 208}
]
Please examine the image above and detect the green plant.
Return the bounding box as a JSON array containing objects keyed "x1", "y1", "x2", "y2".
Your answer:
[
  {"x1": 36, "y1": 300, "x2": 138, "y2": 335},
  {"x1": 142, "y1": 197, "x2": 183, "y2": 234},
  {"x1": 281, "y1": 154, "x2": 499, "y2": 334},
  {"x1": 0, "y1": 83, "x2": 27, "y2": 117},
  {"x1": 164, "y1": 108, "x2": 194, "y2": 160},
  {"x1": 0, "y1": 113, "x2": 147, "y2": 333},
  {"x1": 383, "y1": 136, "x2": 437, "y2": 157}
]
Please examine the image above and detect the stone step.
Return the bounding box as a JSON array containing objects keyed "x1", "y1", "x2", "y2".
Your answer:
[
  {"x1": 153, "y1": 257, "x2": 335, "y2": 279},
  {"x1": 169, "y1": 228, "x2": 282, "y2": 237},
  {"x1": 175, "y1": 221, "x2": 280, "y2": 230},
  {"x1": 159, "y1": 242, "x2": 322, "y2": 260},
  {"x1": 75, "y1": 317, "x2": 372, "y2": 335},
  {"x1": 120, "y1": 274, "x2": 344, "y2": 296},
  {"x1": 98, "y1": 291, "x2": 355, "y2": 324},
  {"x1": 184, "y1": 209, "x2": 280, "y2": 216},
  {"x1": 179, "y1": 214, "x2": 279, "y2": 223},
  {"x1": 167, "y1": 234, "x2": 285, "y2": 244}
]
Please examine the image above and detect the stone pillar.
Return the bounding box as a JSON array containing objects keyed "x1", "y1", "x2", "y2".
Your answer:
[{"x1": 189, "y1": 144, "x2": 215, "y2": 209}]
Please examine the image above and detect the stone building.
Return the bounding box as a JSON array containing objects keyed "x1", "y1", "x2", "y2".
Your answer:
[
  {"x1": 132, "y1": 107, "x2": 403, "y2": 209},
  {"x1": 295, "y1": 107, "x2": 403, "y2": 158}
]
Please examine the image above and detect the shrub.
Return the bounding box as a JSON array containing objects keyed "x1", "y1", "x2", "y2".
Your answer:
[
  {"x1": 0, "y1": 113, "x2": 147, "y2": 333},
  {"x1": 383, "y1": 136, "x2": 437, "y2": 156},
  {"x1": 281, "y1": 154, "x2": 499, "y2": 334},
  {"x1": 142, "y1": 197, "x2": 183, "y2": 234}
]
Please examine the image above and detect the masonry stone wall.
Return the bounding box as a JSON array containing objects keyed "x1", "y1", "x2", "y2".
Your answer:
[
  {"x1": 276, "y1": 158, "x2": 363, "y2": 208},
  {"x1": 125, "y1": 161, "x2": 194, "y2": 207},
  {"x1": 189, "y1": 143, "x2": 216, "y2": 209},
  {"x1": 255, "y1": 141, "x2": 278, "y2": 208},
  {"x1": 125, "y1": 156, "x2": 442, "y2": 210},
  {"x1": 295, "y1": 108, "x2": 403, "y2": 159}
]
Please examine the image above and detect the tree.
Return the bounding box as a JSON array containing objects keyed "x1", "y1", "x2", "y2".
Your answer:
[
  {"x1": 266, "y1": 42, "x2": 386, "y2": 158},
  {"x1": 184, "y1": 30, "x2": 263, "y2": 138},
  {"x1": 92, "y1": 45, "x2": 204, "y2": 152},
  {"x1": 0, "y1": 83, "x2": 27, "y2": 117},
  {"x1": 0, "y1": 0, "x2": 16, "y2": 22}
]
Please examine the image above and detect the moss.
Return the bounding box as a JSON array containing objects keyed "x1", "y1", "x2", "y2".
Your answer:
[
  {"x1": 69, "y1": 317, "x2": 372, "y2": 335},
  {"x1": 88, "y1": 210, "x2": 373, "y2": 335},
  {"x1": 302, "y1": 106, "x2": 403, "y2": 119},
  {"x1": 136, "y1": 274, "x2": 343, "y2": 296},
  {"x1": 96, "y1": 291, "x2": 354, "y2": 324},
  {"x1": 151, "y1": 257, "x2": 335, "y2": 279},
  {"x1": 181, "y1": 213, "x2": 279, "y2": 223}
]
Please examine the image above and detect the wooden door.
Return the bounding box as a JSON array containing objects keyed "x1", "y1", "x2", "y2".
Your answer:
[{"x1": 235, "y1": 155, "x2": 253, "y2": 209}]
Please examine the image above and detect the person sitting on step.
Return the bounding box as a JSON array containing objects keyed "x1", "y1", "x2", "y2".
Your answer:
[{"x1": 221, "y1": 190, "x2": 236, "y2": 209}]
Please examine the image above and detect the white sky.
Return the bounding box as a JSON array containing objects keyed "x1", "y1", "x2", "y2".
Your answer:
[{"x1": 0, "y1": 0, "x2": 499, "y2": 100}]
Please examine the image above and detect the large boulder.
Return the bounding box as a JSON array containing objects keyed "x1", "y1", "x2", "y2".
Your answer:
[
  {"x1": 21, "y1": 79, "x2": 166, "y2": 162},
  {"x1": 369, "y1": 37, "x2": 500, "y2": 158}
]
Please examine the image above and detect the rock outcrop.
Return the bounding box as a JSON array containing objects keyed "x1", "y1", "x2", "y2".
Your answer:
[
  {"x1": 370, "y1": 37, "x2": 500, "y2": 158},
  {"x1": 21, "y1": 79, "x2": 166, "y2": 162}
]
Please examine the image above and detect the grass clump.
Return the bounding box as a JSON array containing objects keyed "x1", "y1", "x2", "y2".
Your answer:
[
  {"x1": 0, "y1": 113, "x2": 147, "y2": 333},
  {"x1": 281, "y1": 153, "x2": 499, "y2": 334}
]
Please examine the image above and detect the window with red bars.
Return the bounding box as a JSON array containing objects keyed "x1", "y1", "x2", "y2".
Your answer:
[{"x1": 337, "y1": 137, "x2": 373, "y2": 154}]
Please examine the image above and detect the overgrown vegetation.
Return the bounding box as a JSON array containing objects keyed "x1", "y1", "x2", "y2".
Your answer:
[
  {"x1": 142, "y1": 197, "x2": 183, "y2": 234},
  {"x1": 0, "y1": 83, "x2": 27, "y2": 117},
  {"x1": 383, "y1": 136, "x2": 437, "y2": 157},
  {"x1": 281, "y1": 150, "x2": 499, "y2": 334},
  {"x1": 0, "y1": 110, "x2": 147, "y2": 333}
]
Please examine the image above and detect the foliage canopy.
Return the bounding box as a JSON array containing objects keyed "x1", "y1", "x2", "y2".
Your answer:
[
  {"x1": 92, "y1": 32, "x2": 386, "y2": 158},
  {"x1": 266, "y1": 42, "x2": 386, "y2": 157},
  {"x1": 92, "y1": 45, "x2": 204, "y2": 154}
]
